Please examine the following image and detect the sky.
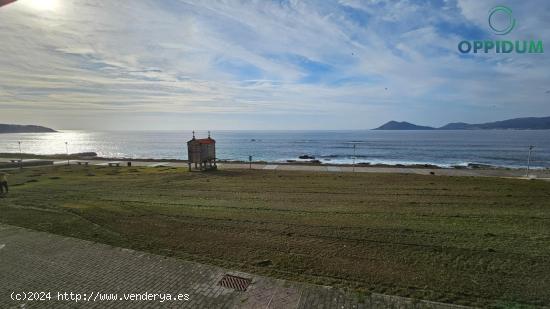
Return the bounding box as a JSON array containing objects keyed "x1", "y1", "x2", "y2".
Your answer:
[{"x1": 0, "y1": 0, "x2": 549, "y2": 130}]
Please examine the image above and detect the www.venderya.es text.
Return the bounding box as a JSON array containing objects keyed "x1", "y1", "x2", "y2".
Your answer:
[{"x1": 11, "y1": 291, "x2": 190, "y2": 303}]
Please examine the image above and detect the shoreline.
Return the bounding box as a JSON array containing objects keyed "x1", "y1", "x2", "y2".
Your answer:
[{"x1": 1, "y1": 152, "x2": 547, "y2": 171}]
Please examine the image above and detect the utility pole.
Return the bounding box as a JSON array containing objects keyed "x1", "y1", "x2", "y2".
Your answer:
[
  {"x1": 18, "y1": 141, "x2": 22, "y2": 169},
  {"x1": 526, "y1": 145, "x2": 534, "y2": 177},
  {"x1": 353, "y1": 144, "x2": 357, "y2": 173},
  {"x1": 65, "y1": 142, "x2": 69, "y2": 166}
]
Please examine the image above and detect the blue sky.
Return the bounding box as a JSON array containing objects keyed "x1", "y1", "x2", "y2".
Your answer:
[{"x1": 0, "y1": 0, "x2": 549, "y2": 130}]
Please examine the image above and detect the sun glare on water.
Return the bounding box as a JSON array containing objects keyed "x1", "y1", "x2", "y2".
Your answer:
[{"x1": 25, "y1": 0, "x2": 59, "y2": 11}]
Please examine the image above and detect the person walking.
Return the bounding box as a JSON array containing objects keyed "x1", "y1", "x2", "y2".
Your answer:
[{"x1": 0, "y1": 172, "x2": 8, "y2": 195}]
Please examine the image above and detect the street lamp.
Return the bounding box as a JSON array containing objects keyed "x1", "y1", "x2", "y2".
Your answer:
[
  {"x1": 352, "y1": 143, "x2": 357, "y2": 173},
  {"x1": 353, "y1": 144, "x2": 357, "y2": 172},
  {"x1": 65, "y1": 142, "x2": 69, "y2": 166},
  {"x1": 526, "y1": 145, "x2": 535, "y2": 177},
  {"x1": 18, "y1": 141, "x2": 22, "y2": 169}
]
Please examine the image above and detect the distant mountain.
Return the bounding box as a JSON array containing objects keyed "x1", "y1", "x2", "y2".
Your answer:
[
  {"x1": 374, "y1": 116, "x2": 550, "y2": 130},
  {"x1": 438, "y1": 122, "x2": 470, "y2": 130},
  {"x1": 373, "y1": 121, "x2": 434, "y2": 130},
  {"x1": 0, "y1": 124, "x2": 57, "y2": 134},
  {"x1": 443, "y1": 117, "x2": 550, "y2": 130}
]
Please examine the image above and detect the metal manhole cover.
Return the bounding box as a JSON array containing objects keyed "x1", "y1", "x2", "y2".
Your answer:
[{"x1": 218, "y1": 274, "x2": 252, "y2": 291}]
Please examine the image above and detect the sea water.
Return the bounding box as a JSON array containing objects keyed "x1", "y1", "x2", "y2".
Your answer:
[{"x1": 0, "y1": 130, "x2": 549, "y2": 168}]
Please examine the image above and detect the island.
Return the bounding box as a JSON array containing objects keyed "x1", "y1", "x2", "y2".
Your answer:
[
  {"x1": 373, "y1": 121, "x2": 435, "y2": 130},
  {"x1": 373, "y1": 116, "x2": 550, "y2": 130},
  {"x1": 0, "y1": 124, "x2": 57, "y2": 134}
]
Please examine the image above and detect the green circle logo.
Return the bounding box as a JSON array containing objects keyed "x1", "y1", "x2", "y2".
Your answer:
[{"x1": 488, "y1": 6, "x2": 516, "y2": 35}]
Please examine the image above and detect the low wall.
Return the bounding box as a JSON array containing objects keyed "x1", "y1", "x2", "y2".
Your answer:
[{"x1": 0, "y1": 160, "x2": 54, "y2": 169}]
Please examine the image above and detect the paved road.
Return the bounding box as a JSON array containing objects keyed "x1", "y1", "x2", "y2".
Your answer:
[
  {"x1": 79, "y1": 160, "x2": 550, "y2": 181},
  {"x1": 0, "y1": 224, "x2": 469, "y2": 309}
]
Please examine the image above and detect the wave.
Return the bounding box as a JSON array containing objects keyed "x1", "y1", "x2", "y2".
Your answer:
[{"x1": 274, "y1": 155, "x2": 544, "y2": 169}]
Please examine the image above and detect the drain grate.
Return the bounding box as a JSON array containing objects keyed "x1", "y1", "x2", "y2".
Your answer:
[{"x1": 218, "y1": 274, "x2": 252, "y2": 291}]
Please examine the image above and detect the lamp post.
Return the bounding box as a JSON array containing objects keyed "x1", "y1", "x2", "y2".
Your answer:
[
  {"x1": 65, "y1": 142, "x2": 69, "y2": 166},
  {"x1": 18, "y1": 141, "x2": 22, "y2": 169},
  {"x1": 352, "y1": 143, "x2": 357, "y2": 173},
  {"x1": 526, "y1": 145, "x2": 535, "y2": 177}
]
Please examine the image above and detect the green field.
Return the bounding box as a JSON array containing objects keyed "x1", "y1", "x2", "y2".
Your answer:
[{"x1": 1, "y1": 165, "x2": 549, "y2": 307}]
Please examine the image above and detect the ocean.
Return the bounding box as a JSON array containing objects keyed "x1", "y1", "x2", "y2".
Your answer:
[{"x1": 0, "y1": 130, "x2": 549, "y2": 168}]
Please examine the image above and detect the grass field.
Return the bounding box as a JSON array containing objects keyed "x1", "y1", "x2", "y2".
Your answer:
[{"x1": 1, "y1": 165, "x2": 549, "y2": 307}]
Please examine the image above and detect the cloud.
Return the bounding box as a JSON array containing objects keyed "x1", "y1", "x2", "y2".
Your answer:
[{"x1": 0, "y1": 0, "x2": 549, "y2": 129}]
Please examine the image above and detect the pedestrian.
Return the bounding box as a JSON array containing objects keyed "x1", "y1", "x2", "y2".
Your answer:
[{"x1": 0, "y1": 172, "x2": 8, "y2": 195}]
